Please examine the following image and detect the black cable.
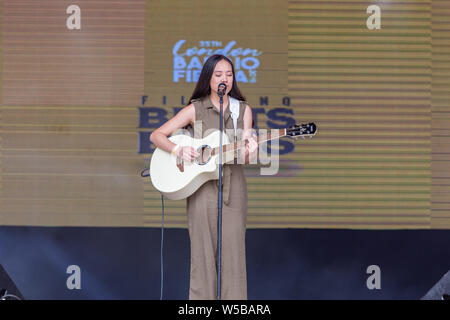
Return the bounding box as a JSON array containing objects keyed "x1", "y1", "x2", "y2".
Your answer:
[
  {"x1": 140, "y1": 168, "x2": 150, "y2": 178},
  {"x1": 140, "y1": 168, "x2": 164, "y2": 300},
  {"x1": 160, "y1": 193, "x2": 165, "y2": 300}
]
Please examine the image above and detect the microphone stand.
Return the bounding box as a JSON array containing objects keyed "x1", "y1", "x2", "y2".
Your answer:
[{"x1": 217, "y1": 89, "x2": 224, "y2": 300}]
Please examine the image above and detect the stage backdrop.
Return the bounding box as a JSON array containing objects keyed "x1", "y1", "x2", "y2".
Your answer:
[{"x1": 0, "y1": 0, "x2": 449, "y2": 229}]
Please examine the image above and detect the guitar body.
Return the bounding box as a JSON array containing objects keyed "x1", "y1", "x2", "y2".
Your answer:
[{"x1": 150, "y1": 130, "x2": 230, "y2": 200}]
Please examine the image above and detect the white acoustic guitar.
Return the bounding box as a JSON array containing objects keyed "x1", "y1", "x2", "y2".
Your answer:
[{"x1": 150, "y1": 123, "x2": 317, "y2": 200}]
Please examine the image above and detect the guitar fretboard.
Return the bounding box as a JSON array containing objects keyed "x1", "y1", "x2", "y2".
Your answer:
[{"x1": 211, "y1": 129, "x2": 287, "y2": 157}]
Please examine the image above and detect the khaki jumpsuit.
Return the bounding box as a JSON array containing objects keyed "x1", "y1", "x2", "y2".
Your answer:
[{"x1": 186, "y1": 96, "x2": 248, "y2": 300}]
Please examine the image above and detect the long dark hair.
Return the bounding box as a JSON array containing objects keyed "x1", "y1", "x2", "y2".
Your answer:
[{"x1": 188, "y1": 54, "x2": 246, "y2": 104}]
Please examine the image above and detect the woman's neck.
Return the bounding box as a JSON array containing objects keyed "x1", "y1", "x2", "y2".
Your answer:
[{"x1": 209, "y1": 92, "x2": 229, "y2": 111}]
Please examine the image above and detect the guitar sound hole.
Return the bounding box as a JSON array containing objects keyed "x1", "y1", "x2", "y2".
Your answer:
[{"x1": 196, "y1": 145, "x2": 212, "y2": 165}]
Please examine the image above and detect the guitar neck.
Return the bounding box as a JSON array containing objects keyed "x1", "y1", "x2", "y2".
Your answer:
[{"x1": 211, "y1": 129, "x2": 287, "y2": 156}]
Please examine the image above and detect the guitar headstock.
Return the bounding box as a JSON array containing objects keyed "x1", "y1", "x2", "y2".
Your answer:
[{"x1": 286, "y1": 122, "x2": 317, "y2": 139}]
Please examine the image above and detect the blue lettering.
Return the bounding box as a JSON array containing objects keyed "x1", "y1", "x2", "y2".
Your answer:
[
  {"x1": 172, "y1": 39, "x2": 186, "y2": 56},
  {"x1": 260, "y1": 97, "x2": 268, "y2": 106},
  {"x1": 187, "y1": 56, "x2": 202, "y2": 69},
  {"x1": 138, "y1": 131, "x2": 154, "y2": 154},
  {"x1": 235, "y1": 70, "x2": 248, "y2": 82},
  {"x1": 173, "y1": 70, "x2": 185, "y2": 82},
  {"x1": 138, "y1": 107, "x2": 168, "y2": 129},
  {"x1": 267, "y1": 108, "x2": 295, "y2": 128},
  {"x1": 173, "y1": 56, "x2": 186, "y2": 69},
  {"x1": 141, "y1": 95, "x2": 148, "y2": 106},
  {"x1": 241, "y1": 57, "x2": 259, "y2": 70},
  {"x1": 251, "y1": 108, "x2": 266, "y2": 129},
  {"x1": 267, "y1": 138, "x2": 294, "y2": 156}
]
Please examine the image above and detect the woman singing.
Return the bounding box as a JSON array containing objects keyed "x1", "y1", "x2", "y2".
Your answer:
[{"x1": 150, "y1": 54, "x2": 257, "y2": 300}]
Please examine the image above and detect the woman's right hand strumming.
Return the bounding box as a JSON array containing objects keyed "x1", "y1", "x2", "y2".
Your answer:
[{"x1": 174, "y1": 145, "x2": 199, "y2": 162}]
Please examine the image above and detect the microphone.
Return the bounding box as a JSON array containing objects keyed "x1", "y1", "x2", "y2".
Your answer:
[{"x1": 217, "y1": 83, "x2": 227, "y2": 97}]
